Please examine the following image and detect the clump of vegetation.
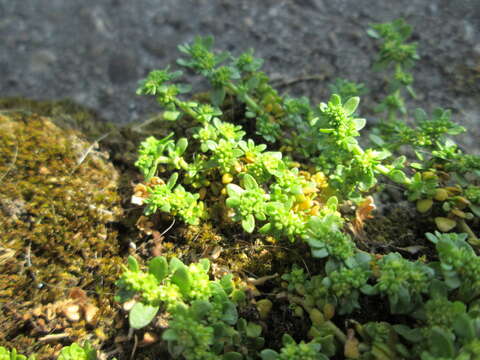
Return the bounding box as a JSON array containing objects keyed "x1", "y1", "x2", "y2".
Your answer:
[
  {"x1": 116, "y1": 18, "x2": 479, "y2": 359},
  {"x1": 0, "y1": 342, "x2": 99, "y2": 360},
  {"x1": 3, "y1": 18, "x2": 480, "y2": 359}
]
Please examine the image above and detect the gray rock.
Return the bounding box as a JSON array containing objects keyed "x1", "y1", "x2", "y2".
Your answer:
[
  {"x1": 0, "y1": 0, "x2": 478, "y2": 156},
  {"x1": 29, "y1": 49, "x2": 57, "y2": 74},
  {"x1": 107, "y1": 52, "x2": 138, "y2": 84}
]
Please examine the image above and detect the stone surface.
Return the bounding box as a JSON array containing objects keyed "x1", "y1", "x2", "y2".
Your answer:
[{"x1": 0, "y1": 0, "x2": 479, "y2": 151}]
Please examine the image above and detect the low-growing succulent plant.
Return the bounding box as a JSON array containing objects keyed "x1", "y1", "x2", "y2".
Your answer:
[
  {"x1": 121, "y1": 18, "x2": 479, "y2": 359},
  {"x1": 116, "y1": 256, "x2": 251, "y2": 359},
  {"x1": 0, "y1": 347, "x2": 36, "y2": 360},
  {"x1": 5, "y1": 16, "x2": 480, "y2": 360},
  {"x1": 0, "y1": 343, "x2": 103, "y2": 360}
]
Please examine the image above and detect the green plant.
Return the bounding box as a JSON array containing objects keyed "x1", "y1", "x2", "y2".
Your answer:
[
  {"x1": 57, "y1": 343, "x2": 98, "y2": 360},
  {"x1": 142, "y1": 173, "x2": 206, "y2": 225},
  {"x1": 328, "y1": 78, "x2": 367, "y2": 101},
  {"x1": 367, "y1": 252, "x2": 434, "y2": 314},
  {"x1": 226, "y1": 174, "x2": 269, "y2": 233},
  {"x1": 260, "y1": 334, "x2": 329, "y2": 360},
  {"x1": 0, "y1": 343, "x2": 102, "y2": 360},
  {"x1": 134, "y1": 65, "x2": 340, "y2": 251},
  {"x1": 321, "y1": 253, "x2": 372, "y2": 314},
  {"x1": 0, "y1": 347, "x2": 35, "y2": 360},
  {"x1": 121, "y1": 18, "x2": 480, "y2": 360},
  {"x1": 367, "y1": 18, "x2": 419, "y2": 121},
  {"x1": 363, "y1": 20, "x2": 480, "y2": 240},
  {"x1": 116, "y1": 256, "x2": 251, "y2": 359},
  {"x1": 3, "y1": 15, "x2": 480, "y2": 360},
  {"x1": 427, "y1": 232, "x2": 480, "y2": 301}
]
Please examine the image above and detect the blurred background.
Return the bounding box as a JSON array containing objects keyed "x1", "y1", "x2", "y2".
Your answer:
[{"x1": 0, "y1": 0, "x2": 479, "y2": 150}]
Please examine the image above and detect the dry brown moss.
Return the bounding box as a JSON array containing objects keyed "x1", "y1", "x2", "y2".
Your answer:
[{"x1": 0, "y1": 110, "x2": 124, "y2": 358}]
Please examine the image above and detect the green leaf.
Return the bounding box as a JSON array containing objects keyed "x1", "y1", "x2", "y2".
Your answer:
[
  {"x1": 163, "y1": 111, "x2": 180, "y2": 121},
  {"x1": 129, "y1": 302, "x2": 159, "y2": 329},
  {"x1": 57, "y1": 342, "x2": 98, "y2": 360},
  {"x1": 428, "y1": 279, "x2": 449, "y2": 297},
  {"x1": 223, "y1": 353, "x2": 243, "y2": 360},
  {"x1": 330, "y1": 94, "x2": 341, "y2": 106},
  {"x1": 344, "y1": 96, "x2": 360, "y2": 115},
  {"x1": 127, "y1": 256, "x2": 140, "y2": 272},
  {"x1": 260, "y1": 349, "x2": 279, "y2": 360},
  {"x1": 311, "y1": 248, "x2": 329, "y2": 258},
  {"x1": 242, "y1": 173, "x2": 258, "y2": 190},
  {"x1": 162, "y1": 329, "x2": 178, "y2": 341},
  {"x1": 281, "y1": 334, "x2": 295, "y2": 346},
  {"x1": 258, "y1": 223, "x2": 272, "y2": 234},
  {"x1": 369, "y1": 133, "x2": 385, "y2": 146},
  {"x1": 176, "y1": 138, "x2": 188, "y2": 155},
  {"x1": 246, "y1": 322, "x2": 263, "y2": 338},
  {"x1": 227, "y1": 184, "x2": 244, "y2": 197},
  {"x1": 393, "y1": 324, "x2": 423, "y2": 343},
  {"x1": 360, "y1": 284, "x2": 377, "y2": 295},
  {"x1": 211, "y1": 87, "x2": 226, "y2": 107},
  {"x1": 206, "y1": 140, "x2": 218, "y2": 151},
  {"x1": 199, "y1": 258, "x2": 211, "y2": 272},
  {"x1": 169, "y1": 257, "x2": 185, "y2": 273},
  {"x1": 469, "y1": 204, "x2": 480, "y2": 217},
  {"x1": 429, "y1": 327, "x2": 455, "y2": 358},
  {"x1": 167, "y1": 172, "x2": 179, "y2": 189},
  {"x1": 231, "y1": 289, "x2": 246, "y2": 303},
  {"x1": 389, "y1": 169, "x2": 408, "y2": 184},
  {"x1": 0, "y1": 347, "x2": 29, "y2": 360},
  {"x1": 148, "y1": 256, "x2": 168, "y2": 283},
  {"x1": 242, "y1": 214, "x2": 255, "y2": 233},
  {"x1": 366, "y1": 28, "x2": 380, "y2": 38},
  {"x1": 444, "y1": 274, "x2": 461, "y2": 289},
  {"x1": 237, "y1": 318, "x2": 247, "y2": 332},
  {"x1": 453, "y1": 313, "x2": 475, "y2": 340},
  {"x1": 221, "y1": 301, "x2": 239, "y2": 325},
  {"x1": 191, "y1": 300, "x2": 213, "y2": 320},
  {"x1": 177, "y1": 84, "x2": 192, "y2": 94},
  {"x1": 171, "y1": 266, "x2": 192, "y2": 295},
  {"x1": 353, "y1": 118, "x2": 366, "y2": 131},
  {"x1": 220, "y1": 273, "x2": 234, "y2": 294},
  {"x1": 226, "y1": 197, "x2": 240, "y2": 208},
  {"x1": 414, "y1": 108, "x2": 428, "y2": 122}
]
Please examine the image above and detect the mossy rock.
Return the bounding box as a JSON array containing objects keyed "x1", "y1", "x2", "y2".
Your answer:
[{"x1": 0, "y1": 108, "x2": 124, "y2": 358}]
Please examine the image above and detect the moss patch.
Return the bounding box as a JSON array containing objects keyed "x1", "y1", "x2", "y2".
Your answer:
[{"x1": 0, "y1": 109, "x2": 124, "y2": 358}]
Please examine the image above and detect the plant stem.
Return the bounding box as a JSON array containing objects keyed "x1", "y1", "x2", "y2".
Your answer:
[
  {"x1": 458, "y1": 219, "x2": 480, "y2": 247},
  {"x1": 226, "y1": 83, "x2": 263, "y2": 114}
]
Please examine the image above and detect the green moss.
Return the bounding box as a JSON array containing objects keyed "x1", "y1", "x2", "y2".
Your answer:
[{"x1": 0, "y1": 109, "x2": 124, "y2": 359}]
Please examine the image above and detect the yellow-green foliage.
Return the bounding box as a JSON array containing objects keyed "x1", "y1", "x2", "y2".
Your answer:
[{"x1": 0, "y1": 108, "x2": 123, "y2": 358}]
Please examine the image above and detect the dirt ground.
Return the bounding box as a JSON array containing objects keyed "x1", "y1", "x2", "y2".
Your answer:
[{"x1": 0, "y1": 0, "x2": 479, "y2": 151}]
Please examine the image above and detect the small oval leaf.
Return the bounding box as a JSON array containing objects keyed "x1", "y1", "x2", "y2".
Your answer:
[
  {"x1": 344, "y1": 96, "x2": 360, "y2": 115},
  {"x1": 242, "y1": 214, "x2": 255, "y2": 233},
  {"x1": 127, "y1": 256, "x2": 140, "y2": 272},
  {"x1": 148, "y1": 256, "x2": 168, "y2": 283},
  {"x1": 129, "y1": 302, "x2": 159, "y2": 329},
  {"x1": 171, "y1": 266, "x2": 192, "y2": 295}
]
